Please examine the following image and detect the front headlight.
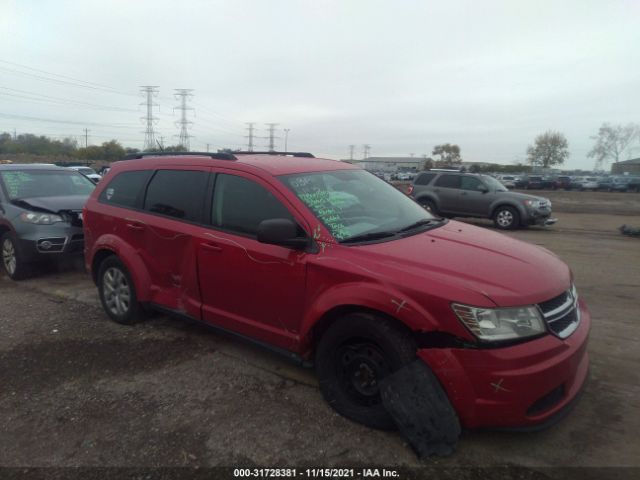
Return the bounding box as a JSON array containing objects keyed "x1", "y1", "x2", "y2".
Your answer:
[
  {"x1": 524, "y1": 199, "x2": 550, "y2": 208},
  {"x1": 451, "y1": 303, "x2": 546, "y2": 342},
  {"x1": 20, "y1": 212, "x2": 64, "y2": 225}
]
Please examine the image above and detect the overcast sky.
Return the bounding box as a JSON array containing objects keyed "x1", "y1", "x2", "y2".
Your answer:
[{"x1": 1, "y1": 0, "x2": 639, "y2": 168}]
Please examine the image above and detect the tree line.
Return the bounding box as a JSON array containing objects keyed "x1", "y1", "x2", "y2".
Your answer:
[{"x1": 0, "y1": 132, "x2": 187, "y2": 162}]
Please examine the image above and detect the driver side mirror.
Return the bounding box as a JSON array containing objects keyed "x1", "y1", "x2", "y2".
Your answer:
[
  {"x1": 257, "y1": 218, "x2": 309, "y2": 250},
  {"x1": 478, "y1": 185, "x2": 489, "y2": 193}
]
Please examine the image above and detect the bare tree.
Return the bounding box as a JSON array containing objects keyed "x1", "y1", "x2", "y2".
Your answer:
[
  {"x1": 432, "y1": 144, "x2": 461, "y2": 166},
  {"x1": 526, "y1": 131, "x2": 569, "y2": 168},
  {"x1": 588, "y1": 123, "x2": 640, "y2": 169}
]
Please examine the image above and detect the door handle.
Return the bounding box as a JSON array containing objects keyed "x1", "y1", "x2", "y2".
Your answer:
[{"x1": 201, "y1": 242, "x2": 222, "y2": 252}]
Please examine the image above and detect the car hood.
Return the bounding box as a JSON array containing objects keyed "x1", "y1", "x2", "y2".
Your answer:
[
  {"x1": 13, "y1": 195, "x2": 88, "y2": 213},
  {"x1": 495, "y1": 191, "x2": 549, "y2": 202},
  {"x1": 346, "y1": 220, "x2": 569, "y2": 307}
]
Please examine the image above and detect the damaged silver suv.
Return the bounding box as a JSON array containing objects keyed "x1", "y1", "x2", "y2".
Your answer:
[{"x1": 0, "y1": 164, "x2": 95, "y2": 279}]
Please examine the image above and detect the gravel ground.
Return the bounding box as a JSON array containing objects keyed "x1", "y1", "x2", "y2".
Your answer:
[{"x1": 0, "y1": 208, "x2": 639, "y2": 475}]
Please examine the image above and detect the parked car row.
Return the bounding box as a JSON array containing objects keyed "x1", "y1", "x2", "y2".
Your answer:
[{"x1": 492, "y1": 174, "x2": 640, "y2": 192}]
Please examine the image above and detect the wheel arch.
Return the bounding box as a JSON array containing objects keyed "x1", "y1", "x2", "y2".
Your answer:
[{"x1": 490, "y1": 201, "x2": 525, "y2": 220}]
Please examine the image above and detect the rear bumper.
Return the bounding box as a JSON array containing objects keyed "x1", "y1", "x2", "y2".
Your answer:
[{"x1": 419, "y1": 300, "x2": 590, "y2": 429}]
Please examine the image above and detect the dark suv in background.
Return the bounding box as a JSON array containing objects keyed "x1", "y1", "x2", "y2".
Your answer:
[
  {"x1": 408, "y1": 171, "x2": 556, "y2": 229},
  {"x1": 0, "y1": 164, "x2": 95, "y2": 279}
]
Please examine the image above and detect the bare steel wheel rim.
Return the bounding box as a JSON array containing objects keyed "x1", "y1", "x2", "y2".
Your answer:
[
  {"x1": 103, "y1": 267, "x2": 131, "y2": 316},
  {"x1": 496, "y1": 210, "x2": 513, "y2": 227},
  {"x1": 2, "y1": 239, "x2": 16, "y2": 275}
]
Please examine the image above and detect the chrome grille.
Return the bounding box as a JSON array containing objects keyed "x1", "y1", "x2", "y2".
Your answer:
[{"x1": 538, "y1": 285, "x2": 580, "y2": 339}]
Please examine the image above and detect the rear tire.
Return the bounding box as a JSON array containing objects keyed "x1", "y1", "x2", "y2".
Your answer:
[
  {"x1": 316, "y1": 313, "x2": 416, "y2": 430},
  {"x1": 493, "y1": 206, "x2": 520, "y2": 230},
  {"x1": 419, "y1": 199, "x2": 439, "y2": 216},
  {"x1": 97, "y1": 256, "x2": 146, "y2": 325}
]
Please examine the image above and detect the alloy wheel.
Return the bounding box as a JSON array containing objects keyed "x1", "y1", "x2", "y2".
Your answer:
[
  {"x1": 496, "y1": 210, "x2": 513, "y2": 227},
  {"x1": 102, "y1": 267, "x2": 131, "y2": 316},
  {"x1": 2, "y1": 238, "x2": 16, "y2": 276}
]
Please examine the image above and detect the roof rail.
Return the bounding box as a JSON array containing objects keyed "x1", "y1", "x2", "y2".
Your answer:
[
  {"x1": 233, "y1": 151, "x2": 315, "y2": 158},
  {"x1": 123, "y1": 151, "x2": 237, "y2": 161}
]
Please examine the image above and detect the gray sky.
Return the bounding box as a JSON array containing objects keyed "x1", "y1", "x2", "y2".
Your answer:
[{"x1": 1, "y1": 0, "x2": 639, "y2": 168}]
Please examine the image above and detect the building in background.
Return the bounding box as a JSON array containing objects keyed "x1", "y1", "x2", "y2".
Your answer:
[{"x1": 611, "y1": 158, "x2": 640, "y2": 175}]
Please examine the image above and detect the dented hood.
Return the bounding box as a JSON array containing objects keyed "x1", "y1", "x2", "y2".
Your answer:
[
  {"x1": 13, "y1": 195, "x2": 88, "y2": 213},
  {"x1": 347, "y1": 220, "x2": 570, "y2": 307}
]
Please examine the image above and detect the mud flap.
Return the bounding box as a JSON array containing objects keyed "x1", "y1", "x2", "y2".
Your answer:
[{"x1": 380, "y1": 359, "x2": 461, "y2": 458}]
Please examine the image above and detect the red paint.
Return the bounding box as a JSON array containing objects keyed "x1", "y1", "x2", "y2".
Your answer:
[{"x1": 84, "y1": 154, "x2": 590, "y2": 429}]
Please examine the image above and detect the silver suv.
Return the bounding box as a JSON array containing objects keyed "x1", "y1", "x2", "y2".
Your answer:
[{"x1": 408, "y1": 171, "x2": 556, "y2": 230}]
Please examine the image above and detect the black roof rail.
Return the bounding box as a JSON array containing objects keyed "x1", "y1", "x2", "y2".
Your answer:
[
  {"x1": 232, "y1": 151, "x2": 315, "y2": 158},
  {"x1": 123, "y1": 151, "x2": 237, "y2": 160}
]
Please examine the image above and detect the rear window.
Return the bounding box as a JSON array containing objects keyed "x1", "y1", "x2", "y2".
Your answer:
[
  {"x1": 143, "y1": 170, "x2": 209, "y2": 221},
  {"x1": 99, "y1": 170, "x2": 151, "y2": 208},
  {"x1": 434, "y1": 174, "x2": 461, "y2": 188},
  {"x1": 414, "y1": 172, "x2": 436, "y2": 185}
]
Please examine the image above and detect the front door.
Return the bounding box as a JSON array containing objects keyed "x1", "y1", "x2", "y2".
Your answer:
[
  {"x1": 457, "y1": 176, "x2": 491, "y2": 216},
  {"x1": 197, "y1": 170, "x2": 308, "y2": 351}
]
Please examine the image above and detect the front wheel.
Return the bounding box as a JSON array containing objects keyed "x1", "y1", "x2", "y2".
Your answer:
[
  {"x1": 1, "y1": 232, "x2": 29, "y2": 280},
  {"x1": 316, "y1": 313, "x2": 416, "y2": 430},
  {"x1": 97, "y1": 256, "x2": 146, "y2": 325},
  {"x1": 493, "y1": 206, "x2": 520, "y2": 230}
]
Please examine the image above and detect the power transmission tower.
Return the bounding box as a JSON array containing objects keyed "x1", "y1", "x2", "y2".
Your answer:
[
  {"x1": 284, "y1": 128, "x2": 290, "y2": 152},
  {"x1": 265, "y1": 123, "x2": 279, "y2": 151},
  {"x1": 245, "y1": 122, "x2": 256, "y2": 151},
  {"x1": 83, "y1": 128, "x2": 90, "y2": 148},
  {"x1": 349, "y1": 145, "x2": 355, "y2": 160},
  {"x1": 174, "y1": 89, "x2": 194, "y2": 150},
  {"x1": 363, "y1": 144, "x2": 371, "y2": 159},
  {"x1": 140, "y1": 86, "x2": 159, "y2": 151}
]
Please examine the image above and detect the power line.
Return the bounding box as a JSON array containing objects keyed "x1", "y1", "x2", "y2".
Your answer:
[
  {"x1": 0, "y1": 112, "x2": 139, "y2": 129},
  {"x1": 265, "y1": 123, "x2": 279, "y2": 152},
  {"x1": 174, "y1": 89, "x2": 194, "y2": 150},
  {"x1": 140, "y1": 86, "x2": 159, "y2": 151},
  {"x1": 0, "y1": 88, "x2": 138, "y2": 113}
]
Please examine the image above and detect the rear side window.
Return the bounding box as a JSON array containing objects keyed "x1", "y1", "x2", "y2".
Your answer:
[
  {"x1": 99, "y1": 170, "x2": 150, "y2": 208},
  {"x1": 212, "y1": 174, "x2": 294, "y2": 236},
  {"x1": 434, "y1": 174, "x2": 461, "y2": 188},
  {"x1": 415, "y1": 173, "x2": 436, "y2": 185},
  {"x1": 143, "y1": 170, "x2": 209, "y2": 222}
]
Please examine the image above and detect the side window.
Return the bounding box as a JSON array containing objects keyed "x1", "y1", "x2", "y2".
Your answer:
[
  {"x1": 460, "y1": 176, "x2": 485, "y2": 191},
  {"x1": 415, "y1": 173, "x2": 436, "y2": 185},
  {"x1": 212, "y1": 174, "x2": 294, "y2": 236},
  {"x1": 99, "y1": 170, "x2": 151, "y2": 208},
  {"x1": 434, "y1": 174, "x2": 461, "y2": 189},
  {"x1": 143, "y1": 170, "x2": 209, "y2": 222}
]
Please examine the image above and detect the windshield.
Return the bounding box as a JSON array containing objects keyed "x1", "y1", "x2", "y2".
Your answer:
[
  {"x1": 280, "y1": 169, "x2": 439, "y2": 242},
  {"x1": 0, "y1": 170, "x2": 96, "y2": 199},
  {"x1": 483, "y1": 175, "x2": 508, "y2": 192}
]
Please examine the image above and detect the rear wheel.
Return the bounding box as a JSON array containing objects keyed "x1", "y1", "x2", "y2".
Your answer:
[
  {"x1": 419, "y1": 199, "x2": 439, "y2": 216},
  {"x1": 316, "y1": 313, "x2": 416, "y2": 430},
  {"x1": 1, "y1": 232, "x2": 29, "y2": 280},
  {"x1": 493, "y1": 206, "x2": 520, "y2": 230},
  {"x1": 97, "y1": 256, "x2": 146, "y2": 325}
]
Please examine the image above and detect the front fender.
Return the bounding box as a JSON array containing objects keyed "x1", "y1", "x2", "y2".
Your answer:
[
  {"x1": 89, "y1": 234, "x2": 153, "y2": 301},
  {"x1": 299, "y1": 280, "x2": 440, "y2": 340},
  {"x1": 490, "y1": 201, "x2": 527, "y2": 220}
]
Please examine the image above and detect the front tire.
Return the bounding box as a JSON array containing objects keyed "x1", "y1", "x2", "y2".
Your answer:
[
  {"x1": 493, "y1": 206, "x2": 520, "y2": 230},
  {"x1": 97, "y1": 256, "x2": 146, "y2": 325},
  {"x1": 419, "y1": 199, "x2": 439, "y2": 216},
  {"x1": 315, "y1": 313, "x2": 416, "y2": 430},
  {"x1": 1, "y1": 232, "x2": 29, "y2": 280}
]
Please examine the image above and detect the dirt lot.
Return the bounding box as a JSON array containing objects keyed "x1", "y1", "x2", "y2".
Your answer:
[{"x1": 1, "y1": 197, "x2": 639, "y2": 474}]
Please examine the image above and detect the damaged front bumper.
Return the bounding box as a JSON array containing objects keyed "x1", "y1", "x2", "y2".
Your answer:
[{"x1": 418, "y1": 300, "x2": 591, "y2": 429}]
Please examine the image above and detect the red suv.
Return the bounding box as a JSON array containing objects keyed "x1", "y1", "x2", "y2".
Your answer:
[{"x1": 84, "y1": 152, "x2": 590, "y2": 434}]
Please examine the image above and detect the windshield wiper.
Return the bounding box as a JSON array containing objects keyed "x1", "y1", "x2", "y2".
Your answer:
[
  {"x1": 397, "y1": 218, "x2": 441, "y2": 233},
  {"x1": 340, "y1": 231, "x2": 398, "y2": 244}
]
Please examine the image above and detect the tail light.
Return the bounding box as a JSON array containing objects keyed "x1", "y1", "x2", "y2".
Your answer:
[{"x1": 407, "y1": 185, "x2": 414, "y2": 195}]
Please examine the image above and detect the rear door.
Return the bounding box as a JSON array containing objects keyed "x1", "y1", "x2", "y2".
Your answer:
[
  {"x1": 196, "y1": 170, "x2": 308, "y2": 351},
  {"x1": 433, "y1": 174, "x2": 462, "y2": 213},
  {"x1": 135, "y1": 167, "x2": 211, "y2": 318}
]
